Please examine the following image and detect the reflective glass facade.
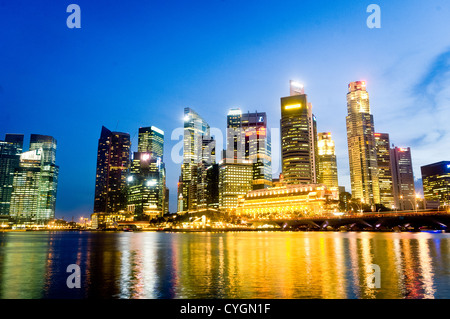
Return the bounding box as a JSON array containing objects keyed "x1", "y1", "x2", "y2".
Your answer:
[{"x1": 346, "y1": 81, "x2": 380, "y2": 204}]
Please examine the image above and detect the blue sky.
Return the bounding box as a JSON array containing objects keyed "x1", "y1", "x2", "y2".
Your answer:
[{"x1": 1, "y1": 0, "x2": 449, "y2": 218}]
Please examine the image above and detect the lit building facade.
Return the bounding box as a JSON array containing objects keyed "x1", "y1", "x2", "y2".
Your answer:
[
  {"x1": 127, "y1": 152, "x2": 165, "y2": 220},
  {"x1": 390, "y1": 146, "x2": 416, "y2": 210},
  {"x1": 179, "y1": 107, "x2": 214, "y2": 212},
  {"x1": 375, "y1": 133, "x2": 394, "y2": 208},
  {"x1": 128, "y1": 125, "x2": 166, "y2": 219},
  {"x1": 317, "y1": 132, "x2": 338, "y2": 190},
  {"x1": 0, "y1": 134, "x2": 23, "y2": 216},
  {"x1": 9, "y1": 134, "x2": 59, "y2": 223},
  {"x1": 281, "y1": 81, "x2": 317, "y2": 185},
  {"x1": 236, "y1": 184, "x2": 339, "y2": 218},
  {"x1": 219, "y1": 158, "x2": 253, "y2": 212},
  {"x1": 226, "y1": 108, "x2": 272, "y2": 189},
  {"x1": 138, "y1": 126, "x2": 164, "y2": 159},
  {"x1": 346, "y1": 81, "x2": 380, "y2": 205},
  {"x1": 242, "y1": 111, "x2": 272, "y2": 189},
  {"x1": 93, "y1": 126, "x2": 131, "y2": 214},
  {"x1": 421, "y1": 161, "x2": 450, "y2": 209}
]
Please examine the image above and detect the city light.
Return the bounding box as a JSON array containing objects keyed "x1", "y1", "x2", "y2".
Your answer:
[{"x1": 285, "y1": 104, "x2": 301, "y2": 110}]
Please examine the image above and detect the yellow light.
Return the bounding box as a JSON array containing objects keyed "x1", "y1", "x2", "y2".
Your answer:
[{"x1": 285, "y1": 104, "x2": 301, "y2": 110}]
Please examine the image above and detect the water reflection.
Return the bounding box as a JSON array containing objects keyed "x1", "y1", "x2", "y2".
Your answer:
[{"x1": 0, "y1": 231, "x2": 450, "y2": 299}]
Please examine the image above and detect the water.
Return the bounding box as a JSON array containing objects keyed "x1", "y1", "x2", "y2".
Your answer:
[{"x1": 1, "y1": 231, "x2": 450, "y2": 299}]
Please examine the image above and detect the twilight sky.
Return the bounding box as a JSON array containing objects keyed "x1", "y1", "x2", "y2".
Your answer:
[{"x1": 1, "y1": 0, "x2": 449, "y2": 219}]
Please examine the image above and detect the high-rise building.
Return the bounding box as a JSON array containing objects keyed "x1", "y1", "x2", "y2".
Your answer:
[
  {"x1": 127, "y1": 152, "x2": 165, "y2": 220},
  {"x1": 346, "y1": 81, "x2": 380, "y2": 205},
  {"x1": 179, "y1": 107, "x2": 214, "y2": 212},
  {"x1": 127, "y1": 126, "x2": 166, "y2": 220},
  {"x1": 280, "y1": 81, "x2": 317, "y2": 185},
  {"x1": 138, "y1": 126, "x2": 164, "y2": 160},
  {"x1": 375, "y1": 133, "x2": 394, "y2": 208},
  {"x1": 93, "y1": 126, "x2": 131, "y2": 214},
  {"x1": 219, "y1": 158, "x2": 253, "y2": 212},
  {"x1": 30, "y1": 134, "x2": 57, "y2": 165},
  {"x1": 242, "y1": 111, "x2": 272, "y2": 189},
  {"x1": 317, "y1": 132, "x2": 338, "y2": 190},
  {"x1": 0, "y1": 134, "x2": 24, "y2": 216},
  {"x1": 226, "y1": 109, "x2": 272, "y2": 190},
  {"x1": 390, "y1": 146, "x2": 416, "y2": 210},
  {"x1": 9, "y1": 135, "x2": 59, "y2": 223},
  {"x1": 226, "y1": 108, "x2": 243, "y2": 161},
  {"x1": 421, "y1": 161, "x2": 450, "y2": 209}
]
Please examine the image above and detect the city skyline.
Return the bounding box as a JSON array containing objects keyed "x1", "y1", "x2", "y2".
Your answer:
[{"x1": 1, "y1": 1, "x2": 450, "y2": 218}]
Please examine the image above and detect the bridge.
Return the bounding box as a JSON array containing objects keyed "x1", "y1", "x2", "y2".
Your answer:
[{"x1": 250, "y1": 210, "x2": 450, "y2": 231}]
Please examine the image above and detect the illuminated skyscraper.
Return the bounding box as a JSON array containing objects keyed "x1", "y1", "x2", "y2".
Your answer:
[
  {"x1": 242, "y1": 111, "x2": 272, "y2": 189},
  {"x1": 178, "y1": 107, "x2": 214, "y2": 212},
  {"x1": 9, "y1": 135, "x2": 59, "y2": 223},
  {"x1": 219, "y1": 158, "x2": 253, "y2": 212},
  {"x1": 93, "y1": 126, "x2": 131, "y2": 214},
  {"x1": 391, "y1": 146, "x2": 416, "y2": 210},
  {"x1": 281, "y1": 81, "x2": 317, "y2": 185},
  {"x1": 346, "y1": 81, "x2": 380, "y2": 205},
  {"x1": 138, "y1": 126, "x2": 164, "y2": 160},
  {"x1": 375, "y1": 133, "x2": 394, "y2": 208},
  {"x1": 317, "y1": 132, "x2": 338, "y2": 189},
  {"x1": 127, "y1": 152, "x2": 165, "y2": 219},
  {"x1": 226, "y1": 109, "x2": 272, "y2": 190},
  {"x1": 421, "y1": 161, "x2": 450, "y2": 209},
  {"x1": 0, "y1": 134, "x2": 24, "y2": 216}
]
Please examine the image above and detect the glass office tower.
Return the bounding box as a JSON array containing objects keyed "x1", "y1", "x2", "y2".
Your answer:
[
  {"x1": 317, "y1": 132, "x2": 338, "y2": 189},
  {"x1": 93, "y1": 126, "x2": 131, "y2": 214},
  {"x1": 346, "y1": 81, "x2": 380, "y2": 205},
  {"x1": 375, "y1": 133, "x2": 394, "y2": 209},
  {"x1": 281, "y1": 81, "x2": 317, "y2": 185}
]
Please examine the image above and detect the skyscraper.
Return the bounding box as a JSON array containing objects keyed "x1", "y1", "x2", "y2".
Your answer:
[
  {"x1": 138, "y1": 126, "x2": 164, "y2": 160},
  {"x1": 219, "y1": 158, "x2": 253, "y2": 212},
  {"x1": 0, "y1": 134, "x2": 23, "y2": 216},
  {"x1": 127, "y1": 152, "x2": 165, "y2": 219},
  {"x1": 179, "y1": 107, "x2": 214, "y2": 212},
  {"x1": 9, "y1": 134, "x2": 59, "y2": 223},
  {"x1": 375, "y1": 133, "x2": 394, "y2": 208},
  {"x1": 346, "y1": 81, "x2": 380, "y2": 205},
  {"x1": 127, "y1": 126, "x2": 166, "y2": 220},
  {"x1": 242, "y1": 111, "x2": 272, "y2": 190},
  {"x1": 391, "y1": 146, "x2": 416, "y2": 210},
  {"x1": 93, "y1": 126, "x2": 131, "y2": 214},
  {"x1": 281, "y1": 81, "x2": 317, "y2": 185},
  {"x1": 421, "y1": 161, "x2": 450, "y2": 209},
  {"x1": 317, "y1": 132, "x2": 338, "y2": 190},
  {"x1": 226, "y1": 109, "x2": 272, "y2": 190}
]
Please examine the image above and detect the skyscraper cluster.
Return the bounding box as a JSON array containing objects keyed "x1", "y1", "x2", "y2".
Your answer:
[
  {"x1": 0, "y1": 134, "x2": 59, "y2": 224},
  {"x1": 91, "y1": 79, "x2": 447, "y2": 222},
  {"x1": 346, "y1": 81, "x2": 416, "y2": 211},
  {"x1": 92, "y1": 125, "x2": 168, "y2": 228}
]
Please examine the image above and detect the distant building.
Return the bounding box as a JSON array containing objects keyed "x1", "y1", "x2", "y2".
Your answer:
[
  {"x1": 225, "y1": 108, "x2": 272, "y2": 189},
  {"x1": 219, "y1": 158, "x2": 253, "y2": 212},
  {"x1": 93, "y1": 126, "x2": 131, "y2": 214},
  {"x1": 236, "y1": 184, "x2": 339, "y2": 217},
  {"x1": 138, "y1": 126, "x2": 164, "y2": 160},
  {"x1": 317, "y1": 132, "x2": 338, "y2": 190},
  {"x1": 127, "y1": 126, "x2": 166, "y2": 220},
  {"x1": 421, "y1": 161, "x2": 450, "y2": 209},
  {"x1": 375, "y1": 133, "x2": 394, "y2": 208},
  {"x1": 178, "y1": 107, "x2": 213, "y2": 212},
  {"x1": 346, "y1": 81, "x2": 380, "y2": 205},
  {"x1": 280, "y1": 81, "x2": 317, "y2": 185},
  {"x1": 0, "y1": 134, "x2": 23, "y2": 216},
  {"x1": 9, "y1": 134, "x2": 59, "y2": 223},
  {"x1": 391, "y1": 146, "x2": 416, "y2": 210}
]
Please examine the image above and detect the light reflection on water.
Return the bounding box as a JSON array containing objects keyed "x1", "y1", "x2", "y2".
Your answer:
[{"x1": 1, "y1": 231, "x2": 450, "y2": 299}]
